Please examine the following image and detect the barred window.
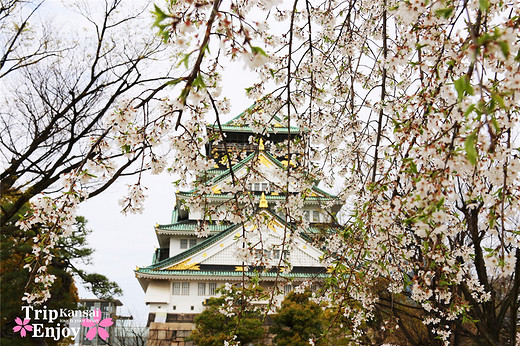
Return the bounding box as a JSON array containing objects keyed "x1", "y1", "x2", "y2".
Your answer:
[
  {"x1": 182, "y1": 282, "x2": 190, "y2": 295},
  {"x1": 209, "y1": 283, "x2": 217, "y2": 295},
  {"x1": 173, "y1": 282, "x2": 181, "y2": 295},
  {"x1": 173, "y1": 282, "x2": 190, "y2": 295},
  {"x1": 250, "y1": 182, "x2": 269, "y2": 191},
  {"x1": 198, "y1": 283, "x2": 206, "y2": 296},
  {"x1": 180, "y1": 239, "x2": 188, "y2": 249},
  {"x1": 189, "y1": 239, "x2": 197, "y2": 248}
]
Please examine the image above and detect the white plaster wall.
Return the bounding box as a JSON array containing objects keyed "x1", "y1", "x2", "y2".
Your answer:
[
  {"x1": 169, "y1": 235, "x2": 201, "y2": 257},
  {"x1": 148, "y1": 280, "x2": 223, "y2": 315},
  {"x1": 145, "y1": 281, "x2": 171, "y2": 304}
]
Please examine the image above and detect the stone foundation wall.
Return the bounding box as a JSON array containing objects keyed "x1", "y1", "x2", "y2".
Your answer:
[{"x1": 146, "y1": 322, "x2": 195, "y2": 346}]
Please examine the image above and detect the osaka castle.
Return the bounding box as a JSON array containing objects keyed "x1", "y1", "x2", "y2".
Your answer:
[{"x1": 135, "y1": 106, "x2": 341, "y2": 341}]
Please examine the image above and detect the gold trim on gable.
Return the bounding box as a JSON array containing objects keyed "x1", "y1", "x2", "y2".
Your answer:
[
  {"x1": 258, "y1": 154, "x2": 273, "y2": 167},
  {"x1": 235, "y1": 266, "x2": 249, "y2": 272},
  {"x1": 163, "y1": 258, "x2": 200, "y2": 271},
  {"x1": 211, "y1": 185, "x2": 221, "y2": 194},
  {"x1": 281, "y1": 160, "x2": 296, "y2": 167},
  {"x1": 268, "y1": 218, "x2": 283, "y2": 229}
]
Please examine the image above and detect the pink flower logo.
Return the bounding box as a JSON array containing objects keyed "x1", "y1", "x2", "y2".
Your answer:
[
  {"x1": 81, "y1": 309, "x2": 113, "y2": 341},
  {"x1": 13, "y1": 317, "x2": 33, "y2": 337}
]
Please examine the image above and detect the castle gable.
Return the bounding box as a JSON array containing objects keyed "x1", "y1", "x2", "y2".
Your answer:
[{"x1": 151, "y1": 210, "x2": 324, "y2": 272}]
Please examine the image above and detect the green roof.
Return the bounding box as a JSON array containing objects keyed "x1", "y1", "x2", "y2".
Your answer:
[
  {"x1": 207, "y1": 103, "x2": 301, "y2": 132},
  {"x1": 207, "y1": 124, "x2": 300, "y2": 133},
  {"x1": 145, "y1": 224, "x2": 240, "y2": 270},
  {"x1": 136, "y1": 268, "x2": 328, "y2": 279},
  {"x1": 194, "y1": 151, "x2": 337, "y2": 200},
  {"x1": 177, "y1": 191, "x2": 336, "y2": 202},
  {"x1": 157, "y1": 221, "x2": 231, "y2": 233}
]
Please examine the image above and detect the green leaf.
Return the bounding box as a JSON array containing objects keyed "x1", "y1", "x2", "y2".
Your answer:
[
  {"x1": 167, "y1": 78, "x2": 183, "y2": 86},
  {"x1": 193, "y1": 74, "x2": 206, "y2": 89},
  {"x1": 454, "y1": 76, "x2": 474, "y2": 102},
  {"x1": 497, "y1": 41, "x2": 510, "y2": 58},
  {"x1": 463, "y1": 104, "x2": 476, "y2": 118},
  {"x1": 465, "y1": 132, "x2": 478, "y2": 165},
  {"x1": 491, "y1": 91, "x2": 506, "y2": 109},
  {"x1": 479, "y1": 0, "x2": 490, "y2": 11},
  {"x1": 435, "y1": 7, "x2": 454, "y2": 18},
  {"x1": 178, "y1": 52, "x2": 192, "y2": 69},
  {"x1": 152, "y1": 5, "x2": 170, "y2": 27},
  {"x1": 477, "y1": 33, "x2": 492, "y2": 46},
  {"x1": 250, "y1": 46, "x2": 267, "y2": 56},
  {"x1": 408, "y1": 160, "x2": 418, "y2": 174},
  {"x1": 121, "y1": 144, "x2": 131, "y2": 153}
]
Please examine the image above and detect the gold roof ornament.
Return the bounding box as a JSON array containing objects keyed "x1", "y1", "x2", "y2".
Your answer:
[
  {"x1": 259, "y1": 192, "x2": 268, "y2": 208},
  {"x1": 259, "y1": 138, "x2": 265, "y2": 151},
  {"x1": 164, "y1": 258, "x2": 200, "y2": 271}
]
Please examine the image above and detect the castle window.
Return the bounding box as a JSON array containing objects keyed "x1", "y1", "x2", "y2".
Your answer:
[
  {"x1": 248, "y1": 182, "x2": 269, "y2": 192},
  {"x1": 173, "y1": 282, "x2": 181, "y2": 294},
  {"x1": 209, "y1": 283, "x2": 217, "y2": 295},
  {"x1": 312, "y1": 211, "x2": 320, "y2": 222},
  {"x1": 182, "y1": 282, "x2": 190, "y2": 295},
  {"x1": 198, "y1": 283, "x2": 206, "y2": 296},
  {"x1": 173, "y1": 282, "x2": 190, "y2": 295},
  {"x1": 284, "y1": 284, "x2": 292, "y2": 294},
  {"x1": 180, "y1": 238, "x2": 197, "y2": 249}
]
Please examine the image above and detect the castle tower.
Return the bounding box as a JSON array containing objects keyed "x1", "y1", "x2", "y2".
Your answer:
[{"x1": 136, "y1": 105, "x2": 341, "y2": 344}]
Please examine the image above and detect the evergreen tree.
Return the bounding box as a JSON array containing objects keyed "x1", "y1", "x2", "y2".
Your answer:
[
  {"x1": 1, "y1": 193, "x2": 121, "y2": 345},
  {"x1": 190, "y1": 285, "x2": 265, "y2": 345},
  {"x1": 269, "y1": 291, "x2": 324, "y2": 346}
]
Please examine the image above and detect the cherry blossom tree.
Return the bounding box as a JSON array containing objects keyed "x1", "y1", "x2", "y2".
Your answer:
[
  {"x1": 148, "y1": 0, "x2": 519, "y2": 344},
  {"x1": 0, "y1": 0, "x2": 178, "y2": 303},
  {"x1": 3, "y1": 0, "x2": 519, "y2": 344}
]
